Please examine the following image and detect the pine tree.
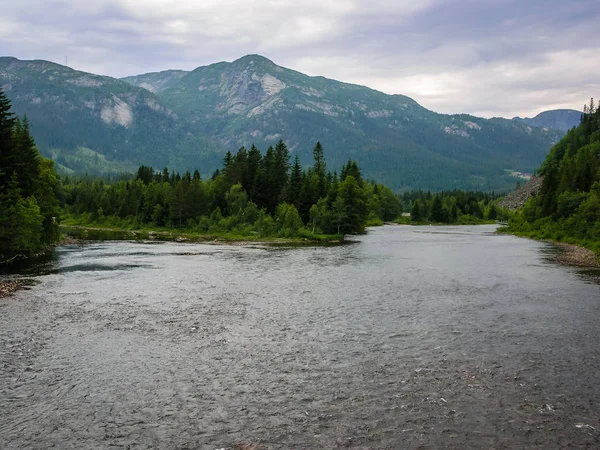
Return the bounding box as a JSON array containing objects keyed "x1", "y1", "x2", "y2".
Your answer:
[
  {"x1": 431, "y1": 195, "x2": 446, "y2": 222},
  {"x1": 285, "y1": 154, "x2": 303, "y2": 209},
  {"x1": 0, "y1": 88, "x2": 17, "y2": 186},
  {"x1": 312, "y1": 141, "x2": 327, "y2": 197},
  {"x1": 411, "y1": 201, "x2": 422, "y2": 222}
]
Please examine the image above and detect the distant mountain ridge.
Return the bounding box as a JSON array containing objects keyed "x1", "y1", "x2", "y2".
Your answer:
[
  {"x1": 513, "y1": 109, "x2": 582, "y2": 133},
  {"x1": 1, "y1": 54, "x2": 563, "y2": 190}
]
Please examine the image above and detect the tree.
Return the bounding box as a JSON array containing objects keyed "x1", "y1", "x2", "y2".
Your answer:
[
  {"x1": 0, "y1": 88, "x2": 17, "y2": 186},
  {"x1": 411, "y1": 200, "x2": 422, "y2": 222},
  {"x1": 226, "y1": 183, "x2": 249, "y2": 218},
  {"x1": 136, "y1": 165, "x2": 154, "y2": 185},
  {"x1": 331, "y1": 196, "x2": 347, "y2": 235},
  {"x1": 312, "y1": 141, "x2": 327, "y2": 198},
  {"x1": 11, "y1": 117, "x2": 41, "y2": 197},
  {"x1": 431, "y1": 195, "x2": 446, "y2": 222},
  {"x1": 284, "y1": 154, "x2": 303, "y2": 209},
  {"x1": 337, "y1": 175, "x2": 367, "y2": 234},
  {"x1": 0, "y1": 183, "x2": 44, "y2": 257},
  {"x1": 0, "y1": 90, "x2": 61, "y2": 260},
  {"x1": 275, "y1": 203, "x2": 303, "y2": 237},
  {"x1": 487, "y1": 203, "x2": 498, "y2": 220}
]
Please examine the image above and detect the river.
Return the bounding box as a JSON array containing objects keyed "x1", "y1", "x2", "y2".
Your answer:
[{"x1": 1, "y1": 225, "x2": 599, "y2": 449}]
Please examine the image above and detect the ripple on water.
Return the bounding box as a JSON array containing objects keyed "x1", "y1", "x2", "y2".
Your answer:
[{"x1": 1, "y1": 225, "x2": 600, "y2": 449}]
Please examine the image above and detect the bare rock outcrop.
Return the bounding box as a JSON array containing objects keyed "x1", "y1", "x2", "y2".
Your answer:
[{"x1": 499, "y1": 176, "x2": 543, "y2": 210}]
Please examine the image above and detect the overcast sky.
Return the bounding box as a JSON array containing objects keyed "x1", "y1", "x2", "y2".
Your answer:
[{"x1": 1, "y1": 0, "x2": 598, "y2": 118}]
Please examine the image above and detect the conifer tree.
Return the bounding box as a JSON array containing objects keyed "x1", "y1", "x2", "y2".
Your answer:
[
  {"x1": 312, "y1": 141, "x2": 327, "y2": 197},
  {"x1": 431, "y1": 195, "x2": 445, "y2": 222},
  {"x1": 285, "y1": 154, "x2": 303, "y2": 209},
  {"x1": 0, "y1": 88, "x2": 17, "y2": 185}
]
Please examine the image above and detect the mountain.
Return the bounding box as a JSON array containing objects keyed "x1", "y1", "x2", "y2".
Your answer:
[
  {"x1": 120, "y1": 70, "x2": 189, "y2": 93},
  {"x1": 149, "y1": 54, "x2": 561, "y2": 190},
  {"x1": 513, "y1": 109, "x2": 582, "y2": 133},
  {"x1": 0, "y1": 57, "x2": 222, "y2": 175},
  {"x1": 1, "y1": 55, "x2": 562, "y2": 190}
]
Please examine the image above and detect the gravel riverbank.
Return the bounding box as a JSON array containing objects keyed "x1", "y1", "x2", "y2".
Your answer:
[
  {"x1": 555, "y1": 243, "x2": 599, "y2": 268},
  {"x1": 0, "y1": 280, "x2": 25, "y2": 299}
]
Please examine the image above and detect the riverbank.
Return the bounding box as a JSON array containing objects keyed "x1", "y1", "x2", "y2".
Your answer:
[
  {"x1": 498, "y1": 229, "x2": 599, "y2": 269},
  {"x1": 60, "y1": 224, "x2": 345, "y2": 246},
  {"x1": 0, "y1": 280, "x2": 25, "y2": 299},
  {"x1": 554, "y1": 242, "x2": 599, "y2": 268},
  {"x1": 394, "y1": 217, "x2": 497, "y2": 226}
]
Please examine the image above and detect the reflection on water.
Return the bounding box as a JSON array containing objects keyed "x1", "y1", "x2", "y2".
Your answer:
[{"x1": 1, "y1": 225, "x2": 600, "y2": 449}]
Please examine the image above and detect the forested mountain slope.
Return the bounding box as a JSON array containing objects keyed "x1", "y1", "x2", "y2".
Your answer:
[
  {"x1": 507, "y1": 99, "x2": 600, "y2": 254},
  {"x1": 0, "y1": 57, "x2": 223, "y2": 175}
]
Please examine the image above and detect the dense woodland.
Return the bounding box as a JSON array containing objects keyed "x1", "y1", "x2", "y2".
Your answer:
[
  {"x1": 4, "y1": 82, "x2": 572, "y2": 261},
  {"x1": 508, "y1": 99, "x2": 600, "y2": 254},
  {"x1": 401, "y1": 190, "x2": 509, "y2": 224},
  {"x1": 62, "y1": 141, "x2": 403, "y2": 238},
  {"x1": 0, "y1": 88, "x2": 61, "y2": 261}
]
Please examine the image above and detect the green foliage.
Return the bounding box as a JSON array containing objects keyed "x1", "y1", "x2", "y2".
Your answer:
[
  {"x1": 0, "y1": 192, "x2": 44, "y2": 255},
  {"x1": 507, "y1": 98, "x2": 600, "y2": 256},
  {"x1": 401, "y1": 189, "x2": 508, "y2": 224},
  {"x1": 275, "y1": 204, "x2": 304, "y2": 237},
  {"x1": 0, "y1": 89, "x2": 61, "y2": 260},
  {"x1": 61, "y1": 141, "x2": 404, "y2": 240}
]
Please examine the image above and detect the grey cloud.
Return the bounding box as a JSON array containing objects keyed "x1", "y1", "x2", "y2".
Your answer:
[{"x1": 0, "y1": 0, "x2": 598, "y2": 117}]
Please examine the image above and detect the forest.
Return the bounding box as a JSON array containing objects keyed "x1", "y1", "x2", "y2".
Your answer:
[
  {"x1": 0, "y1": 88, "x2": 61, "y2": 261},
  {"x1": 61, "y1": 141, "x2": 403, "y2": 239},
  {"x1": 507, "y1": 99, "x2": 600, "y2": 254},
  {"x1": 400, "y1": 190, "x2": 510, "y2": 224},
  {"x1": 0, "y1": 83, "x2": 519, "y2": 260}
]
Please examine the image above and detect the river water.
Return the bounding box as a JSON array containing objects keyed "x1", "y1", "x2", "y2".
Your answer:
[{"x1": 1, "y1": 225, "x2": 600, "y2": 449}]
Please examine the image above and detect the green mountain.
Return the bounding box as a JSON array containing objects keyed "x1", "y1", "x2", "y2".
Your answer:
[
  {"x1": 151, "y1": 55, "x2": 562, "y2": 190},
  {"x1": 0, "y1": 57, "x2": 222, "y2": 175},
  {"x1": 1, "y1": 55, "x2": 562, "y2": 190},
  {"x1": 513, "y1": 109, "x2": 582, "y2": 133}
]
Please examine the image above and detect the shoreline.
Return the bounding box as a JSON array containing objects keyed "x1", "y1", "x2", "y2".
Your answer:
[
  {"x1": 0, "y1": 279, "x2": 25, "y2": 299},
  {"x1": 60, "y1": 225, "x2": 345, "y2": 246},
  {"x1": 554, "y1": 242, "x2": 599, "y2": 268},
  {"x1": 499, "y1": 229, "x2": 599, "y2": 269},
  {"x1": 496, "y1": 230, "x2": 600, "y2": 272}
]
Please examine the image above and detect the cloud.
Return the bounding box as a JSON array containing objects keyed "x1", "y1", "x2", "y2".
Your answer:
[{"x1": 0, "y1": 0, "x2": 599, "y2": 117}]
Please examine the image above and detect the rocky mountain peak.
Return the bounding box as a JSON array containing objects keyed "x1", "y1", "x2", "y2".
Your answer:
[{"x1": 193, "y1": 55, "x2": 287, "y2": 116}]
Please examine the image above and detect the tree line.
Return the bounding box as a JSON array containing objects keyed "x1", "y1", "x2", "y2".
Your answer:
[
  {"x1": 507, "y1": 98, "x2": 600, "y2": 254},
  {"x1": 62, "y1": 141, "x2": 403, "y2": 238},
  {"x1": 0, "y1": 88, "x2": 61, "y2": 261},
  {"x1": 401, "y1": 190, "x2": 509, "y2": 224}
]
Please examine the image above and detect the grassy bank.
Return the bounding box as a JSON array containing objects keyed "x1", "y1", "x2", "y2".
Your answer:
[{"x1": 60, "y1": 218, "x2": 345, "y2": 245}]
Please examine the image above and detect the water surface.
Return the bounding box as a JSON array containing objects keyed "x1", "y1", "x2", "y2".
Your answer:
[{"x1": 1, "y1": 225, "x2": 599, "y2": 449}]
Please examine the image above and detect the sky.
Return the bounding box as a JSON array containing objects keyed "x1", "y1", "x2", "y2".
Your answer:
[{"x1": 1, "y1": 0, "x2": 599, "y2": 118}]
